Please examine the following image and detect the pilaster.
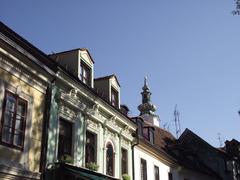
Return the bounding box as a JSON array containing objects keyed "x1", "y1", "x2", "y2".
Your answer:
[{"x1": 46, "y1": 86, "x2": 59, "y2": 165}]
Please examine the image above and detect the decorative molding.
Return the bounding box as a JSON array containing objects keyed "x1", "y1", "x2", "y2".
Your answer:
[
  {"x1": 58, "y1": 102, "x2": 78, "y2": 120},
  {"x1": 0, "y1": 32, "x2": 54, "y2": 76},
  {"x1": 121, "y1": 138, "x2": 130, "y2": 147},
  {"x1": 59, "y1": 89, "x2": 86, "y2": 112},
  {"x1": 0, "y1": 56, "x2": 47, "y2": 93},
  {"x1": 0, "y1": 164, "x2": 41, "y2": 179},
  {"x1": 86, "y1": 119, "x2": 98, "y2": 130},
  {"x1": 85, "y1": 102, "x2": 100, "y2": 117}
]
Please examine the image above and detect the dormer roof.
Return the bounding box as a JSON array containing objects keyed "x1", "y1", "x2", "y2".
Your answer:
[
  {"x1": 49, "y1": 48, "x2": 95, "y2": 64},
  {"x1": 95, "y1": 74, "x2": 120, "y2": 87}
]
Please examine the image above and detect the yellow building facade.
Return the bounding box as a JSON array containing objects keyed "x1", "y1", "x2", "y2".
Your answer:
[{"x1": 0, "y1": 22, "x2": 55, "y2": 179}]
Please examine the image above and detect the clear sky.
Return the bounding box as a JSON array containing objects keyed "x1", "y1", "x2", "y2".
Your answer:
[{"x1": 1, "y1": 0, "x2": 239, "y2": 147}]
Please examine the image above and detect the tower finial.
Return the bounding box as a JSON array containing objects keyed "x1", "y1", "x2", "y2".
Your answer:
[
  {"x1": 137, "y1": 76, "x2": 160, "y2": 127},
  {"x1": 144, "y1": 76, "x2": 147, "y2": 87},
  {"x1": 143, "y1": 75, "x2": 149, "y2": 91}
]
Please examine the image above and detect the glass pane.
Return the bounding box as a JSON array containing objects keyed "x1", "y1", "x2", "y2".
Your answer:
[
  {"x1": 106, "y1": 144, "x2": 114, "y2": 176},
  {"x1": 6, "y1": 95, "x2": 16, "y2": 112},
  {"x1": 15, "y1": 117, "x2": 23, "y2": 130},
  {"x1": 2, "y1": 127, "x2": 12, "y2": 143},
  {"x1": 58, "y1": 119, "x2": 72, "y2": 159},
  {"x1": 83, "y1": 69, "x2": 86, "y2": 77},
  {"x1": 13, "y1": 131, "x2": 22, "y2": 146},
  {"x1": 17, "y1": 101, "x2": 26, "y2": 117},
  {"x1": 3, "y1": 111, "x2": 14, "y2": 127}
]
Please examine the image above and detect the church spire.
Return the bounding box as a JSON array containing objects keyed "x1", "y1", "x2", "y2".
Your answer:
[
  {"x1": 138, "y1": 77, "x2": 156, "y2": 115},
  {"x1": 138, "y1": 77, "x2": 160, "y2": 127}
]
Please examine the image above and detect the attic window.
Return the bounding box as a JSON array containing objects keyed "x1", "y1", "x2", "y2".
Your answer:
[
  {"x1": 80, "y1": 61, "x2": 91, "y2": 86},
  {"x1": 149, "y1": 128, "x2": 154, "y2": 144},
  {"x1": 111, "y1": 87, "x2": 118, "y2": 108}
]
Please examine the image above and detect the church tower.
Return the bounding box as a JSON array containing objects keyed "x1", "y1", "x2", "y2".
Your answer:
[{"x1": 138, "y1": 77, "x2": 160, "y2": 127}]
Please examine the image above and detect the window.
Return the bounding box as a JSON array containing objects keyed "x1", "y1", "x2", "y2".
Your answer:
[
  {"x1": 141, "y1": 158, "x2": 147, "y2": 180},
  {"x1": 0, "y1": 91, "x2": 27, "y2": 150},
  {"x1": 121, "y1": 148, "x2": 128, "y2": 174},
  {"x1": 154, "y1": 165, "x2": 159, "y2": 180},
  {"x1": 168, "y1": 172, "x2": 173, "y2": 180},
  {"x1": 85, "y1": 131, "x2": 97, "y2": 164},
  {"x1": 111, "y1": 88, "x2": 118, "y2": 108},
  {"x1": 149, "y1": 128, "x2": 154, "y2": 144},
  {"x1": 137, "y1": 119, "x2": 143, "y2": 136},
  {"x1": 57, "y1": 118, "x2": 72, "y2": 160},
  {"x1": 106, "y1": 143, "x2": 114, "y2": 176},
  {"x1": 80, "y1": 61, "x2": 91, "y2": 86}
]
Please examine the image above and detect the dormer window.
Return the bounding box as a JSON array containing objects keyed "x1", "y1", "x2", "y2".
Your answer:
[
  {"x1": 149, "y1": 128, "x2": 154, "y2": 144},
  {"x1": 143, "y1": 126, "x2": 155, "y2": 144},
  {"x1": 80, "y1": 61, "x2": 91, "y2": 86},
  {"x1": 111, "y1": 87, "x2": 118, "y2": 108}
]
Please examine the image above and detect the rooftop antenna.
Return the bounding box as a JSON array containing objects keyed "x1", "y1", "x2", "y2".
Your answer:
[
  {"x1": 217, "y1": 133, "x2": 223, "y2": 147},
  {"x1": 174, "y1": 104, "x2": 181, "y2": 138}
]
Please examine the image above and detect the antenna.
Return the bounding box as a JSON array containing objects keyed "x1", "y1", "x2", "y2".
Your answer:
[
  {"x1": 174, "y1": 104, "x2": 181, "y2": 138},
  {"x1": 217, "y1": 133, "x2": 223, "y2": 147}
]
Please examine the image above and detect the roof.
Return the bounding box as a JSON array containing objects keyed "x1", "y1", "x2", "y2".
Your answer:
[
  {"x1": 167, "y1": 128, "x2": 224, "y2": 179},
  {"x1": 49, "y1": 48, "x2": 95, "y2": 64},
  {"x1": 56, "y1": 64, "x2": 135, "y2": 127},
  {"x1": 154, "y1": 126, "x2": 176, "y2": 149},
  {"x1": 95, "y1": 74, "x2": 121, "y2": 87},
  {"x1": 178, "y1": 128, "x2": 219, "y2": 151},
  {"x1": 0, "y1": 21, "x2": 57, "y2": 73},
  {"x1": 0, "y1": 21, "x2": 134, "y2": 128}
]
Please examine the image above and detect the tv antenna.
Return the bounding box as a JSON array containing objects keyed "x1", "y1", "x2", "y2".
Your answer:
[
  {"x1": 174, "y1": 104, "x2": 181, "y2": 138},
  {"x1": 163, "y1": 122, "x2": 170, "y2": 132},
  {"x1": 217, "y1": 133, "x2": 223, "y2": 147}
]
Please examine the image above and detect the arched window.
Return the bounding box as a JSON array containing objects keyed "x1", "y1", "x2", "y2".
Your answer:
[{"x1": 106, "y1": 143, "x2": 114, "y2": 176}]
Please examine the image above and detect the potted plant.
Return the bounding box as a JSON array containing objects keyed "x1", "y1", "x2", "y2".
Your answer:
[
  {"x1": 122, "y1": 174, "x2": 131, "y2": 180},
  {"x1": 59, "y1": 154, "x2": 74, "y2": 164},
  {"x1": 86, "y1": 162, "x2": 99, "y2": 171}
]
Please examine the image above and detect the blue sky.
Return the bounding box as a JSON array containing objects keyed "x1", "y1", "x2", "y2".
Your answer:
[{"x1": 1, "y1": 0, "x2": 239, "y2": 147}]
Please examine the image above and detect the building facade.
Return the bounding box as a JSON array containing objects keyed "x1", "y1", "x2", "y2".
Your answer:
[
  {"x1": 44, "y1": 49, "x2": 136, "y2": 180},
  {"x1": 1, "y1": 21, "x2": 239, "y2": 180},
  {"x1": 0, "y1": 22, "x2": 55, "y2": 179}
]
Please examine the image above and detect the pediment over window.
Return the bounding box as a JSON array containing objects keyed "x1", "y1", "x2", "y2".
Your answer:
[
  {"x1": 94, "y1": 74, "x2": 120, "y2": 109},
  {"x1": 49, "y1": 48, "x2": 94, "y2": 88}
]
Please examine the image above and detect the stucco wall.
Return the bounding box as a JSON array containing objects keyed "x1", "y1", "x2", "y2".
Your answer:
[
  {"x1": 0, "y1": 67, "x2": 45, "y2": 173},
  {"x1": 134, "y1": 146, "x2": 171, "y2": 180}
]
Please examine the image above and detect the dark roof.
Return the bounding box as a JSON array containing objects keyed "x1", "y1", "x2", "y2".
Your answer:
[
  {"x1": 49, "y1": 48, "x2": 95, "y2": 64},
  {"x1": 95, "y1": 74, "x2": 121, "y2": 87},
  {"x1": 154, "y1": 126, "x2": 176, "y2": 149},
  {"x1": 178, "y1": 128, "x2": 219, "y2": 151},
  {"x1": 168, "y1": 128, "x2": 224, "y2": 179},
  {"x1": 0, "y1": 21, "x2": 57, "y2": 73}
]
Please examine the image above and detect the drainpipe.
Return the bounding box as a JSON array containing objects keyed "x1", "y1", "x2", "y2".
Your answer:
[
  {"x1": 40, "y1": 78, "x2": 56, "y2": 180},
  {"x1": 131, "y1": 118, "x2": 140, "y2": 180}
]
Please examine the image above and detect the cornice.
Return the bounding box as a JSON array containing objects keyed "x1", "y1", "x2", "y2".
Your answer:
[{"x1": 0, "y1": 55, "x2": 48, "y2": 93}]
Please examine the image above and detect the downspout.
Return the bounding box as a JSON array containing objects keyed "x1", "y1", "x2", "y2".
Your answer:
[
  {"x1": 40, "y1": 77, "x2": 56, "y2": 180},
  {"x1": 131, "y1": 125, "x2": 139, "y2": 180}
]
